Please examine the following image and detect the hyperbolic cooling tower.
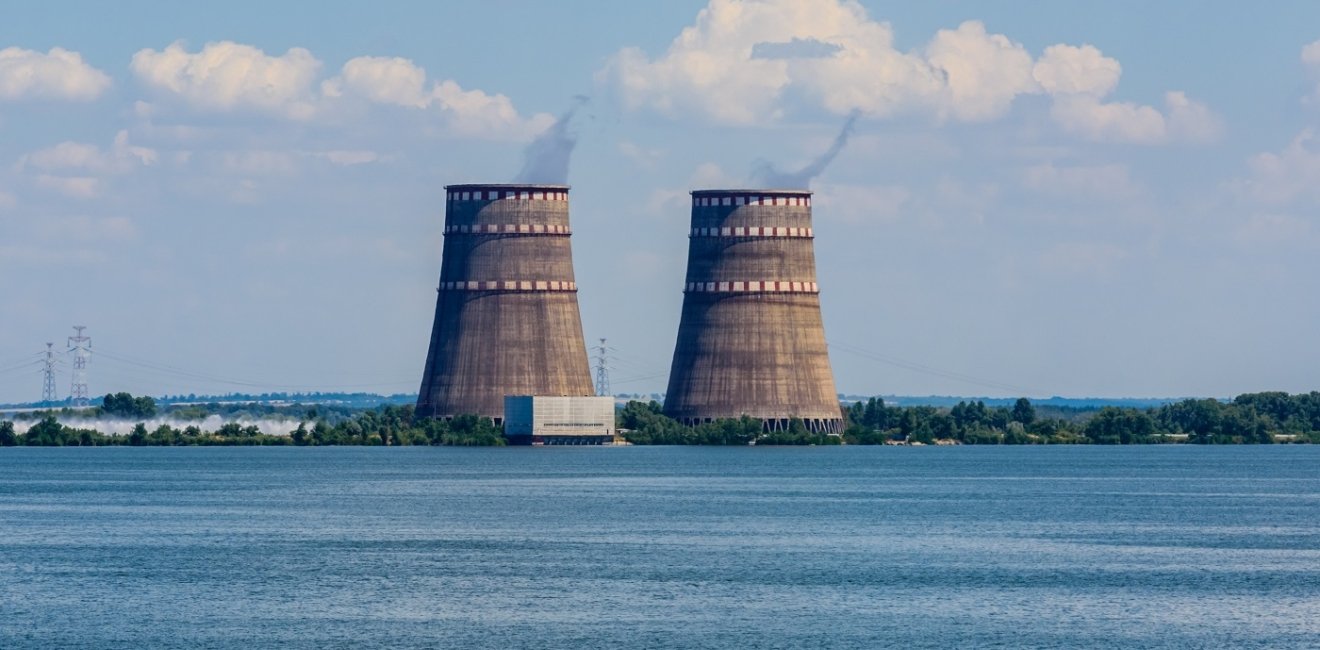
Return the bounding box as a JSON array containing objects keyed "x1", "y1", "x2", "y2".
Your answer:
[
  {"x1": 417, "y1": 184, "x2": 594, "y2": 422},
  {"x1": 663, "y1": 189, "x2": 844, "y2": 433}
]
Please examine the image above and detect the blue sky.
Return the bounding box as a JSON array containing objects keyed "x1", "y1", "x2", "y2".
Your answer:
[{"x1": 3, "y1": 0, "x2": 1320, "y2": 402}]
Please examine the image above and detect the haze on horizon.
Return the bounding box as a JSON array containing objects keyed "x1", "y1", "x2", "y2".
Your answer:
[{"x1": 2, "y1": 0, "x2": 1319, "y2": 403}]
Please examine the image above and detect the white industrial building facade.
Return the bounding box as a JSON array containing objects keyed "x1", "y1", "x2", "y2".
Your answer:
[{"x1": 503, "y1": 396, "x2": 617, "y2": 445}]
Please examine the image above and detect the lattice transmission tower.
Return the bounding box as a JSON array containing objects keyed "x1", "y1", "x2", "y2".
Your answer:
[
  {"x1": 593, "y1": 338, "x2": 610, "y2": 397},
  {"x1": 41, "y1": 342, "x2": 58, "y2": 403},
  {"x1": 67, "y1": 326, "x2": 91, "y2": 407}
]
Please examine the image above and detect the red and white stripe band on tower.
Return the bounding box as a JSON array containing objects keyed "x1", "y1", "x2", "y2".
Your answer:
[
  {"x1": 683, "y1": 281, "x2": 819, "y2": 294},
  {"x1": 689, "y1": 226, "x2": 813, "y2": 238},
  {"x1": 438, "y1": 280, "x2": 578, "y2": 292},
  {"x1": 693, "y1": 195, "x2": 811, "y2": 207},
  {"x1": 444, "y1": 223, "x2": 571, "y2": 235},
  {"x1": 446, "y1": 189, "x2": 569, "y2": 201}
]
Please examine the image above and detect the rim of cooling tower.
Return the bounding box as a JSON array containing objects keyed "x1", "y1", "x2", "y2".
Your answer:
[
  {"x1": 446, "y1": 183, "x2": 571, "y2": 190},
  {"x1": 691, "y1": 188, "x2": 812, "y2": 196}
]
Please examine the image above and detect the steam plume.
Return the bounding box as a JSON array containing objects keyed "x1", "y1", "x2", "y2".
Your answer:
[
  {"x1": 751, "y1": 111, "x2": 859, "y2": 188},
  {"x1": 513, "y1": 96, "x2": 588, "y2": 184}
]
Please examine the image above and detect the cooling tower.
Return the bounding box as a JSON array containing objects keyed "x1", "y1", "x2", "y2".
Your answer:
[
  {"x1": 663, "y1": 189, "x2": 843, "y2": 434},
  {"x1": 416, "y1": 184, "x2": 594, "y2": 422}
]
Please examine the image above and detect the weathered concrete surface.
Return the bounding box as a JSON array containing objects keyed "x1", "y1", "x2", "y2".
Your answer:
[
  {"x1": 417, "y1": 184, "x2": 594, "y2": 421},
  {"x1": 664, "y1": 189, "x2": 844, "y2": 433}
]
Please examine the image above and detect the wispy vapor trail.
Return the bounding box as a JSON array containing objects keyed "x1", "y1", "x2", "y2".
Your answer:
[
  {"x1": 513, "y1": 96, "x2": 588, "y2": 184},
  {"x1": 751, "y1": 111, "x2": 860, "y2": 188}
]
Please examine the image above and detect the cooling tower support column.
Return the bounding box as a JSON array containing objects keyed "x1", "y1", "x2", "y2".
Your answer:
[
  {"x1": 416, "y1": 184, "x2": 595, "y2": 422},
  {"x1": 663, "y1": 190, "x2": 844, "y2": 434}
]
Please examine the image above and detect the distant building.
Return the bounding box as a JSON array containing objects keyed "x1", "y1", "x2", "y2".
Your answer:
[{"x1": 503, "y1": 395, "x2": 617, "y2": 446}]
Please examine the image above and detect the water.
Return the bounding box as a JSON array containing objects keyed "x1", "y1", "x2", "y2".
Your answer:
[{"x1": 1, "y1": 446, "x2": 1318, "y2": 649}]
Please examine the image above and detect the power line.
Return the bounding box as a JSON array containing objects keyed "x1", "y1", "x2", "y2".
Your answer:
[
  {"x1": 0, "y1": 357, "x2": 45, "y2": 376},
  {"x1": 612, "y1": 371, "x2": 668, "y2": 386},
  {"x1": 93, "y1": 348, "x2": 415, "y2": 392},
  {"x1": 828, "y1": 339, "x2": 1040, "y2": 396},
  {"x1": 0, "y1": 350, "x2": 45, "y2": 367}
]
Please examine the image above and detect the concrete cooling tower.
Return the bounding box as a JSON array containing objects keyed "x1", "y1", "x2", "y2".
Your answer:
[
  {"x1": 663, "y1": 189, "x2": 844, "y2": 433},
  {"x1": 416, "y1": 184, "x2": 594, "y2": 422}
]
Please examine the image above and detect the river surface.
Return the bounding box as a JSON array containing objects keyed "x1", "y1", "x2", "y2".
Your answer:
[{"x1": 1, "y1": 446, "x2": 1318, "y2": 649}]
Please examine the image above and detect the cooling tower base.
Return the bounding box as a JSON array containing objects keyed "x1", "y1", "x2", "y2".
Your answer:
[
  {"x1": 504, "y1": 434, "x2": 618, "y2": 446},
  {"x1": 675, "y1": 416, "x2": 844, "y2": 435}
]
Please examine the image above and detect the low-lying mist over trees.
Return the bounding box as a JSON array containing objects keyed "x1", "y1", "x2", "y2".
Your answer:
[{"x1": 4, "y1": 391, "x2": 1320, "y2": 447}]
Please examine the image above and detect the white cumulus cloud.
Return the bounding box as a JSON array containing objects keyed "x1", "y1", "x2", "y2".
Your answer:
[
  {"x1": 1163, "y1": 90, "x2": 1222, "y2": 142},
  {"x1": 923, "y1": 21, "x2": 1037, "y2": 122},
  {"x1": 324, "y1": 56, "x2": 553, "y2": 138},
  {"x1": 1033, "y1": 44, "x2": 1120, "y2": 97},
  {"x1": 1049, "y1": 95, "x2": 1167, "y2": 144},
  {"x1": 1301, "y1": 39, "x2": 1320, "y2": 106},
  {"x1": 131, "y1": 41, "x2": 322, "y2": 119},
  {"x1": 0, "y1": 46, "x2": 111, "y2": 101},
  {"x1": 135, "y1": 44, "x2": 553, "y2": 139},
  {"x1": 322, "y1": 56, "x2": 429, "y2": 107},
  {"x1": 16, "y1": 131, "x2": 157, "y2": 200},
  {"x1": 1034, "y1": 44, "x2": 1218, "y2": 144},
  {"x1": 599, "y1": 0, "x2": 1218, "y2": 144},
  {"x1": 1240, "y1": 129, "x2": 1320, "y2": 204},
  {"x1": 17, "y1": 130, "x2": 157, "y2": 175}
]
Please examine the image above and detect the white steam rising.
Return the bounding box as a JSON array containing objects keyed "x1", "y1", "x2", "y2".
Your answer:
[
  {"x1": 513, "y1": 96, "x2": 587, "y2": 184},
  {"x1": 751, "y1": 111, "x2": 859, "y2": 188}
]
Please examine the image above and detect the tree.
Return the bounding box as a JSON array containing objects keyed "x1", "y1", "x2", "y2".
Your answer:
[
  {"x1": 0, "y1": 421, "x2": 16, "y2": 447},
  {"x1": 24, "y1": 416, "x2": 67, "y2": 446},
  {"x1": 1085, "y1": 407, "x2": 1155, "y2": 444},
  {"x1": 618, "y1": 400, "x2": 689, "y2": 444},
  {"x1": 100, "y1": 392, "x2": 157, "y2": 419},
  {"x1": 1011, "y1": 398, "x2": 1036, "y2": 426},
  {"x1": 1158, "y1": 399, "x2": 1222, "y2": 442},
  {"x1": 311, "y1": 421, "x2": 335, "y2": 445},
  {"x1": 1220, "y1": 405, "x2": 1270, "y2": 444},
  {"x1": 148, "y1": 424, "x2": 178, "y2": 446},
  {"x1": 443, "y1": 414, "x2": 503, "y2": 446},
  {"x1": 128, "y1": 423, "x2": 148, "y2": 446},
  {"x1": 862, "y1": 397, "x2": 888, "y2": 430}
]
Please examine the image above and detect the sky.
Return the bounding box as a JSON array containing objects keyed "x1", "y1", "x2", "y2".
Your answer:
[{"x1": 3, "y1": 0, "x2": 1320, "y2": 402}]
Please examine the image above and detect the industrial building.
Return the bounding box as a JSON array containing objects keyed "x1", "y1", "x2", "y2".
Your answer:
[
  {"x1": 416, "y1": 184, "x2": 595, "y2": 423},
  {"x1": 503, "y1": 395, "x2": 617, "y2": 445},
  {"x1": 663, "y1": 189, "x2": 844, "y2": 434}
]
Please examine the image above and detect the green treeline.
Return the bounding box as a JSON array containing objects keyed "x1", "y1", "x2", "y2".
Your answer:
[
  {"x1": 100, "y1": 392, "x2": 159, "y2": 419},
  {"x1": 618, "y1": 401, "x2": 843, "y2": 445},
  {"x1": 5, "y1": 391, "x2": 1320, "y2": 448},
  {"x1": 0, "y1": 404, "x2": 504, "y2": 447},
  {"x1": 620, "y1": 391, "x2": 1320, "y2": 445}
]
